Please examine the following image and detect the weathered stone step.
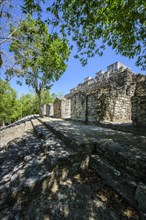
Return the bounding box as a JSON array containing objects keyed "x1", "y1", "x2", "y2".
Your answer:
[
  {"x1": 37, "y1": 117, "x2": 146, "y2": 176},
  {"x1": 38, "y1": 117, "x2": 146, "y2": 150},
  {"x1": 31, "y1": 118, "x2": 90, "y2": 174},
  {"x1": 37, "y1": 117, "x2": 146, "y2": 218},
  {"x1": 98, "y1": 121, "x2": 146, "y2": 136},
  {"x1": 0, "y1": 119, "x2": 25, "y2": 149},
  {"x1": 90, "y1": 155, "x2": 137, "y2": 204},
  {"x1": 17, "y1": 169, "x2": 141, "y2": 220},
  {"x1": 0, "y1": 118, "x2": 89, "y2": 219},
  {"x1": 31, "y1": 118, "x2": 89, "y2": 167},
  {"x1": 0, "y1": 119, "x2": 44, "y2": 215},
  {"x1": 37, "y1": 117, "x2": 94, "y2": 154},
  {"x1": 0, "y1": 117, "x2": 33, "y2": 174},
  {"x1": 90, "y1": 154, "x2": 146, "y2": 219},
  {"x1": 38, "y1": 117, "x2": 146, "y2": 180},
  {"x1": 0, "y1": 116, "x2": 145, "y2": 220},
  {"x1": 93, "y1": 139, "x2": 146, "y2": 181}
]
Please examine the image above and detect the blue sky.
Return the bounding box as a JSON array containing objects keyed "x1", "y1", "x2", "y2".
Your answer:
[{"x1": 9, "y1": 45, "x2": 146, "y2": 97}]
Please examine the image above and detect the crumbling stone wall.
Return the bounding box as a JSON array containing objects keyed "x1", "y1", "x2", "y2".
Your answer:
[
  {"x1": 100, "y1": 95, "x2": 132, "y2": 122},
  {"x1": 50, "y1": 62, "x2": 145, "y2": 126},
  {"x1": 41, "y1": 104, "x2": 54, "y2": 116},
  {"x1": 67, "y1": 62, "x2": 137, "y2": 123},
  {"x1": 86, "y1": 92, "x2": 101, "y2": 123},
  {"x1": 135, "y1": 75, "x2": 146, "y2": 96},
  {"x1": 53, "y1": 98, "x2": 62, "y2": 118},
  {"x1": 132, "y1": 96, "x2": 146, "y2": 127},
  {"x1": 71, "y1": 92, "x2": 86, "y2": 121},
  {"x1": 53, "y1": 98, "x2": 71, "y2": 119},
  {"x1": 61, "y1": 98, "x2": 71, "y2": 119},
  {"x1": 131, "y1": 75, "x2": 146, "y2": 127},
  {"x1": 47, "y1": 104, "x2": 54, "y2": 116}
]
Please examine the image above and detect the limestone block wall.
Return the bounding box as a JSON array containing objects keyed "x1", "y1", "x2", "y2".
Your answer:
[
  {"x1": 102, "y1": 95, "x2": 132, "y2": 122},
  {"x1": 131, "y1": 75, "x2": 146, "y2": 127},
  {"x1": 47, "y1": 104, "x2": 54, "y2": 116},
  {"x1": 131, "y1": 96, "x2": 146, "y2": 127},
  {"x1": 71, "y1": 93, "x2": 132, "y2": 123},
  {"x1": 61, "y1": 98, "x2": 71, "y2": 119},
  {"x1": 53, "y1": 98, "x2": 71, "y2": 119},
  {"x1": 41, "y1": 105, "x2": 47, "y2": 116},
  {"x1": 41, "y1": 104, "x2": 54, "y2": 116},
  {"x1": 52, "y1": 62, "x2": 145, "y2": 125},
  {"x1": 135, "y1": 75, "x2": 146, "y2": 96},
  {"x1": 86, "y1": 92, "x2": 101, "y2": 123},
  {"x1": 69, "y1": 65, "x2": 136, "y2": 123},
  {"x1": 107, "y1": 61, "x2": 127, "y2": 73},
  {"x1": 53, "y1": 99, "x2": 62, "y2": 118},
  {"x1": 71, "y1": 92, "x2": 86, "y2": 121}
]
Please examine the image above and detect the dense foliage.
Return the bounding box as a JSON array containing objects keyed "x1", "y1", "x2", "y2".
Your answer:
[
  {"x1": 0, "y1": 79, "x2": 56, "y2": 126},
  {"x1": 1, "y1": 0, "x2": 145, "y2": 70},
  {"x1": 41, "y1": 90, "x2": 56, "y2": 105},
  {"x1": 48, "y1": 0, "x2": 146, "y2": 69},
  {"x1": 20, "y1": 94, "x2": 38, "y2": 118},
  {"x1": 21, "y1": 0, "x2": 146, "y2": 70},
  {"x1": 7, "y1": 16, "x2": 70, "y2": 116},
  {"x1": 0, "y1": 79, "x2": 20, "y2": 125}
]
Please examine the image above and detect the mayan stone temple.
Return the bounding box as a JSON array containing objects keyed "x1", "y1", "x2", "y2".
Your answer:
[{"x1": 52, "y1": 62, "x2": 146, "y2": 127}]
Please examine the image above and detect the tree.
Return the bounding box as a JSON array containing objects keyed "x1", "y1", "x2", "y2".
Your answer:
[
  {"x1": 41, "y1": 90, "x2": 55, "y2": 105},
  {"x1": 0, "y1": 79, "x2": 21, "y2": 125},
  {"x1": 21, "y1": 0, "x2": 146, "y2": 70},
  {"x1": 7, "y1": 16, "x2": 70, "y2": 117},
  {"x1": 0, "y1": 0, "x2": 24, "y2": 68},
  {"x1": 20, "y1": 93, "x2": 39, "y2": 117},
  {"x1": 48, "y1": 0, "x2": 146, "y2": 69},
  {"x1": 20, "y1": 91, "x2": 58, "y2": 117}
]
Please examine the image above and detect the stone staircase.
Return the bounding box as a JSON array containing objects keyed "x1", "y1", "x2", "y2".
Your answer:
[
  {"x1": 0, "y1": 116, "x2": 145, "y2": 220},
  {"x1": 39, "y1": 117, "x2": 146, "y2": 219}
]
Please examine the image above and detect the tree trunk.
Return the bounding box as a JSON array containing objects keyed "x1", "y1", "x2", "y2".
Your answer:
[{"x1": 37, "y1": 92, "x2": 44, "y2": 117}]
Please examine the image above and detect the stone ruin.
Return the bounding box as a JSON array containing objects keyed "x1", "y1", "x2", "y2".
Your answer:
[
  {"x1": 41, "y1": 104, "x2": 54, "y2": 117},
  {"x1": 131, "y1": 75, "x2": 146, "y2": 127},
  {"x1": 53, "y1": 97, "x2": 71, "y2": 119},
  {"x1": 42, "y1": 62, "x2": 146, "y2": 127}
]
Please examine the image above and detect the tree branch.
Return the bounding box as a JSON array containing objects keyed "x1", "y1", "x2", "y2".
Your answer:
[{"x1": 0, "y1": 28, "x2": 18, "y2": 45}]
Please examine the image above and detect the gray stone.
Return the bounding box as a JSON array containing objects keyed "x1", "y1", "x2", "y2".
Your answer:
[
  {"x1": 0, "y1": 114, "x2": 145, "y2": 219},
  {"x1": 53, "y1": 98, "x2": 71, "y2": 119},
  {"x1": 64, "y1": 63, "x2": 146, "y2": 127},
  {"x1": 135, "y1": 182, "x2": 146, "y2": 212},
  {"x1": 132, "y1": 96, "x2": 146, "y2": 127}
]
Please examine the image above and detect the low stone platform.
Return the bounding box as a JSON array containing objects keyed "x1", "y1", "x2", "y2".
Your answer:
[
  {"x1": 99, "y1": 121, "x2": 146, "y2": 136},
  {"x1": 40, "y1": 117, "x2": 146, "y2": 218},
  {"x1": 39, "y1": 117, "x2": 146, "y2": 153},
  {"x1": 0, "y1": 116, "x2": 145, "y2": 219},
  {"x1": 0, "y1": 118, "x2": 89, "y2": 219}
]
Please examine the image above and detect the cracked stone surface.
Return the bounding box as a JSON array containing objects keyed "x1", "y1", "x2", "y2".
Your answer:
[{"x1": 0, "y1": 116, "x2": 145, "y2": 219}]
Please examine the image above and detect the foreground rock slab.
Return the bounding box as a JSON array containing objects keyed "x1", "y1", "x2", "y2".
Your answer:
[
  {"x1": 0, "y1": 116, "x2": 145, "y2": 219},
  {"x1": 40, "y1": 117, "x2": 146, "y2": 218}
]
